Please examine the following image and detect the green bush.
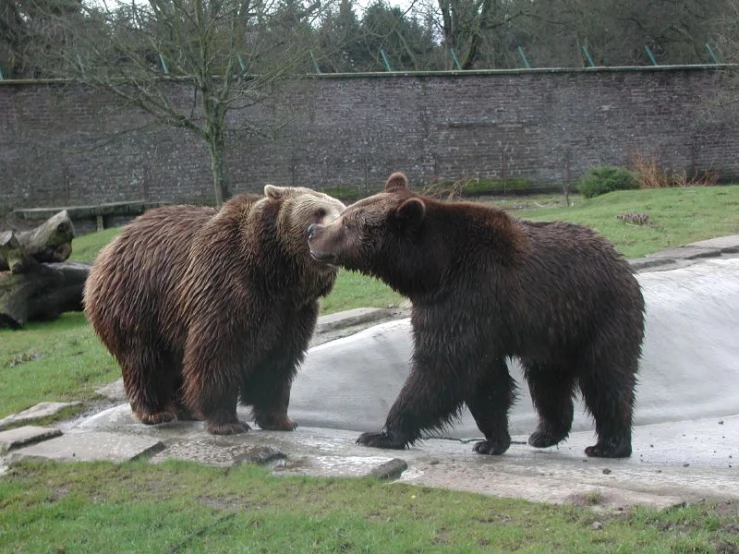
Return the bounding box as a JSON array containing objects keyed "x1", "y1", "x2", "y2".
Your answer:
[{"x1": 578, "y1": 166, "x2": 639, "y2": 198}]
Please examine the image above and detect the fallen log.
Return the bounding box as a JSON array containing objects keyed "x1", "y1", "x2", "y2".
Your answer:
[
  {"x1": 0, "y1": 262, "x2": 91, "y2": 329},
  {"x1": 0, "y1": 210, "x2": 74, "y2": 271},
  {"x1": 0, "y1": 210, "x2": 90, "y2": 329}
]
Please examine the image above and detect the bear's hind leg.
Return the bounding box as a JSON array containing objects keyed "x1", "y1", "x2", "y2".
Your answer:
[
  {"x1": 466, "y1": 357, "x2": 516, "y2": 455},
  {"x1": 249, "y1": 377, "x2": 297, "y2": 431},
  {"x1": 182, "y1": 340, "x2": 250, "y2": 435},
  {"x1": 524, "y1": 362, "x2": 577, "y2": 449},
  {"x1": 578, "y1": 359, "x2": 636, "y2": 459},
  {"x1": 119, "y1": 345, "x2": 179, "y2": 425}
]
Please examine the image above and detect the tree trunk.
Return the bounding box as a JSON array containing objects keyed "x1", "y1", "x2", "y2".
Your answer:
[
  {"x1": 207, "y1": 125, "x2": 232, "y2": 207},
  {"x1": 0, "y1": 262, "x2": 91, "y2": 329}
]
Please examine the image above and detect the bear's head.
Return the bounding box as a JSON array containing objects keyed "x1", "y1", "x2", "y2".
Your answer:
[
  {"x1": 263, "y1": 184, "x2": 346, "y2": 272},
  {"x1": 307, "y1": 172, "x2": 530, "y2": 298},
  {"x1": 307, "y1": 172, "x2": 436, "y2": 295}
]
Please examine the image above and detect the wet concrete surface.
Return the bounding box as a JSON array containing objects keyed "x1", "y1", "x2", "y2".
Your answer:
[
  {"x1": 2, "y1": 241, "x2": 739, "y2": 511},
  {"x1": 27, "y1": 403, "x2": 739, "y2": 510}
]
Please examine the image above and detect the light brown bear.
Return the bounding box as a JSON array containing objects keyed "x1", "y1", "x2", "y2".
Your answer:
[{"x1": 84, "y1": 187, "x2": 345, "y2": 435}]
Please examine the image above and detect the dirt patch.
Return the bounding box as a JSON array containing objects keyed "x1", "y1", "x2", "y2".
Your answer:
[{"x1": 715, "y1": 500, "x2": 739, "y2": 519}]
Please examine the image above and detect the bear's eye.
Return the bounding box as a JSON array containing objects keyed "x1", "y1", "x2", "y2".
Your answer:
[{"x1": 314, "y1": 208, "x2": 326, "y2": 219}]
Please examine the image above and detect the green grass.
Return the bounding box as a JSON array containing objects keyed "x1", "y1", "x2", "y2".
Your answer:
[
  {"x1": 68, "y1": 227, "x2": 119, "y2": 264},
  {"x1": 0, "y1": 312, "x2": 118, "y2": 418},
  {"x1": 512, "y1": 185, "x2": 739, "y2": 259},
  {"x1": 1, "y1": 459, "x2": 737, "y2": 553}
]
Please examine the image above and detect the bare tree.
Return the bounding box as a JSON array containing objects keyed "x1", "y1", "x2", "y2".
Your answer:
[
  {"x1": 423, "y1": 0, "x2": 527, "y2": 69},
  {"x1": 23, "y1": 0, "x2": 328, "y2": 205}
]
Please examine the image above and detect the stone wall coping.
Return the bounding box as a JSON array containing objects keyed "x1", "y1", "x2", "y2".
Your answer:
[{"x1": 0, "y1": 63, "x2": 735, "y2": 87}]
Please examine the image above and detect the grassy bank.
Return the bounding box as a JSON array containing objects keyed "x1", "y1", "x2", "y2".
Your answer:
[
  {"x1": 514, "y1": 186, "x2": 739, "y2": 259},
  {"x1": 1, "y1": 459, "x2": 737, "y2": 553}
]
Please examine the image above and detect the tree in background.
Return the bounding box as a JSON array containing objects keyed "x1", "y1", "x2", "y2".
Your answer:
[
  {"x1": 0, "y1": 0, "x2": 85, "y2": 78},
  {"x1": 19, "y1": 0, "x2": 330, "y2": 205},
  {"x1": 316, "y1": 0, "x2": 437, "y2": 72},
  {"x1": 5, "y1": 0, "x2": 738, "y2": 206},
  {"x1": 519, "y1": 0, "x2": 727, "y2": 68},
  {"x1": 429, "y1": 0, "x2": 527, "y2": 69}
]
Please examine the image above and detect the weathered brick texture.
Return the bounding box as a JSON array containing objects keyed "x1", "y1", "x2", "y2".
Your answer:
[{"x1": 1, "y1": 66, "x2": 737, "y2": 208}]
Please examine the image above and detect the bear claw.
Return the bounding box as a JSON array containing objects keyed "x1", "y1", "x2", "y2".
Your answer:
[
  {"x1": 356, "y1": 431, "x2": 406, "y2": 449},
  {"x1": 206, "y1": 420, "x2": 251, "y2": 435},
  {"x1": 256, "y1": 417, "x2": 298, "y2": 431},
  {"x1": 137, "y1": 411, "x2": 177, "y2": 425},
  {"x1": 472, "y1": 437, "x2": 511, "y2": 455},
  {"x1": 585, "y1": 441, "x2": 632, "y2": 458},
  {"x1": 528, "y1": 430, "x2": 567, "y2": 449}
]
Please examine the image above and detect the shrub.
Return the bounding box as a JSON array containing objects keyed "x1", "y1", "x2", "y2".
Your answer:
[
  {"x1": 629, "y1": 153, "x2": 720, "y2": 189},
  {"x1": 578, "y1": 166, "x2": 639, "y2": 198}
]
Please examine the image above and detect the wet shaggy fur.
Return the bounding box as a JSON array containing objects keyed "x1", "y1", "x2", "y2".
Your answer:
[
  {"x1": 308, "y1": 172, "x2": 645, "y2": 458},
  {"x1": 84, "y1": 187, "x2": 345, "y2": 435}
]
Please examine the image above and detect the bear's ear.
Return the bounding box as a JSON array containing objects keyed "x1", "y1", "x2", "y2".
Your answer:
[
  {"x1": 264, "y1": 185, "x2": 284, "y2": 200},
  {"x1": 384, "y1": 172, "x2": 409, "y2": 193},
  {"x1": 396, "y1": 198, "x2": 425, "y2": 232}
]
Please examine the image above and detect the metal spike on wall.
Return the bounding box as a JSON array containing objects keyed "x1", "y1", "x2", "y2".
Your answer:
[
  {"x1": 379, "y1": 49, "x2": 393, "y2": 72},
  {"x1": 158, "y1": 53, "x2": 169, "y2": 75},
  {"x1": 644, "y1": 44, "x2": 658, "y2": 66},
  {"x1": 706, "y1": 43, "x2": 721, "y2": 64},
  {"x1": 517, "y1": 45, "x2": 531, "y2": 69},
  {"x1": 310, "y1": 51, "x2": 321, "y2": 74},
  {"x1": 582, "y1": 45, "x2": 596, "y2": 68},
  {"x1": 449, "y1": 48, "x2": 462, "y2": 70}
]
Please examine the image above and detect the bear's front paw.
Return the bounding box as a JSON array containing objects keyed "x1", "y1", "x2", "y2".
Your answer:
[
  {"x1": 256, "y1": 416, "x2": 298, "y2": 431},
  {"x1": 137, "y1": 410, "x2": 177, "y2": 425},
  {"x1": 356, "y1": 430, "x2": 406, "y2": 449},
  {"x1": 585, "y1": 439, "x2": 631, "y2": 459},
  {"x1": 528, "y1": 430, "x2": 567, "y2": 448},
  {"x1": 473, "y1": 435, "x2": 511, "y2": 455},
  {"x1": 206, "y1": 420, "x2": 251, "y2": 435}
]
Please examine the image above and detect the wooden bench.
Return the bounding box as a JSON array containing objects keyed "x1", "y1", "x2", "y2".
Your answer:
[{"x1": 13, "y1": 201, "x2": 169, "y2": 234}]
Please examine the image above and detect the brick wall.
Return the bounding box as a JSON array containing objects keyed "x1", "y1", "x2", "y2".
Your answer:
[{"x1": 1, "y1": 65, "x2": 737, "y2": 208}]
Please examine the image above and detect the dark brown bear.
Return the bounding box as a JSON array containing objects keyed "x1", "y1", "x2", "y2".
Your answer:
[
  {"x1": 84, "y1": 187, "x2": 345, "y2": 435},
  {"x1": 308, "y1": 172, "x2": 645, "y2": 458}
]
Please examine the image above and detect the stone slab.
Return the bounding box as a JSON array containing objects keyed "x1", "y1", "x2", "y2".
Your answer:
[
  {"x1": 150, "y1": 439, "x2": 286, "y2": 468},
  {"x1": 9, "y1": 431, "x2": 165, "y2": 463},
  {"x1": 315, "y1": 307, "x2": 391, "y2": 333},
  {"x1": 0, "y1": 402, "x2": 82, "y2": 431},
  {"x1": 0, "y1": 426, "x2": 62, "y2": 454},
  {"x1": 96, "y1": 380, "x2": 126, "y2": 402},
  {"x1": 688, "y1": 235, "x2": 739, "y2": 253},
  {"x1": 645, "y1": 245, "x2": 722, "y2": 261},
  {"x1": 628, "y1": 257, "x2": 677, "y2": 271}
]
